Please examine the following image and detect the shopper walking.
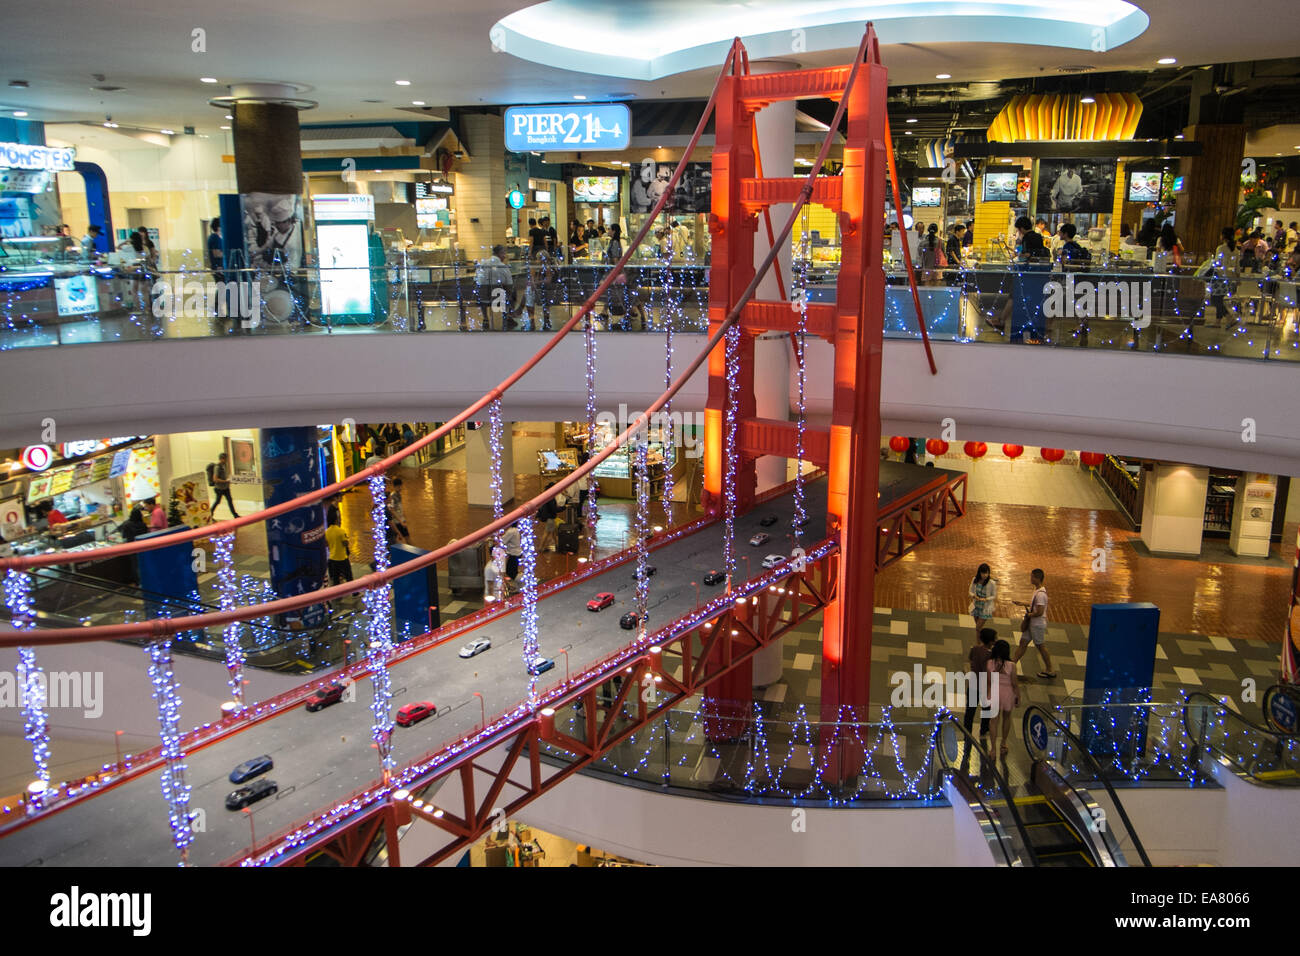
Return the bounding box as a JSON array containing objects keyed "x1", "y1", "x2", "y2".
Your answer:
[
  {"x1": 478, "y1": 244, "x2": 516, "y2": 331},
  {"x1": 502, "y1": 521, "x2": 523, "y2": 593},
  {"x1": 986, "y1": 638, "x2": 1020, "y2": 756},
  {"x1": 388, "y1": 477, "x2": 410, "y2": 543},
  {"x1": 118, "y1": 506, "x2": 150, "y2": 542},
  {"x1": 964, "y1": 627, "x2": 997, "y2": 741},
  {"x1": 1012, "y1": 568, "x2": 1055, "y2": 679},
  {"x1": 1209, "y1": 227, "x2": 1239, "y2": 327},
  {"x1": 209, "y1": 452, "x2": 240, "y2": 518},
  {"x1": 536, "y1": 483, "x2": 559, "y2": 552},
  {"x1": 968, "y1": 563, "x2": 998, "y2": 634}
]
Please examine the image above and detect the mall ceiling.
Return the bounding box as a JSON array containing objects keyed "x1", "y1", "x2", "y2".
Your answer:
[{"x1": 3, "y1": 0, "x2": 1299, "y2": 142}]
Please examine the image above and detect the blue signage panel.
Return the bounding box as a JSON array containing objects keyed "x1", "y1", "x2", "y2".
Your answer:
[
  {"x1": 261, "y1": 426, "x2": 328, "y2": 628},
  {"x1": 137, "y1": 525, "x2": 204, "y2": 643},
  {"x1": 1081, "y1": 602, "x2": 1160, "y2": 764},
  {"x1": 504, "y1": 103, "x2": 631, "y2": 152},
  {"x1": 389, "y1": 542, "x2": 440, "y2": 640}
]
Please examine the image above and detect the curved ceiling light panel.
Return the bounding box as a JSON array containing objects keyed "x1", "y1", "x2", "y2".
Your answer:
[
  {"x1": 491, "y1": 0, "x2": 1149, "y2": 80},
  {"x1": 987, "y1": 92, "x2": 1143, "y2": 140}
]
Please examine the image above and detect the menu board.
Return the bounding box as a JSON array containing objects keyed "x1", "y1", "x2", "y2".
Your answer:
[
  {"x1": 73, "y1": 459, "x2": 96, "y2": 486},
  {"x1": 110, "y1": 449, "x2": 131, "y2": 478},
  {"x1": 47, "y1": 466, "x2": 75, "y2": 495},
  {"x1": 26, "y1": 475, "x2": 52, "y2": 502},
  {"x1": 91, "y1": 456, "x2": 113, "y2": 481}
]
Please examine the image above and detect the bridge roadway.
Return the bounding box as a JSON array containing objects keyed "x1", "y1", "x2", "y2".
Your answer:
[{"x1": 0, "y1": 479, "x2": 831, "y2": 867}]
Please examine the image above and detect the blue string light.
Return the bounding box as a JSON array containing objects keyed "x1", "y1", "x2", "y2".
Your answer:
[
  {"x1": 4, "y1": 570, "x2": 50, "y2": 800},
  {"x1": 364, "y1": 474, "x2": 395, "y2": 776},
  {"x1": 213, "y1": 532, "x2": 245, "y2": 706},
  {"x1": 146, "y1": 639, "x2": 194, "y2": 864},
  {"x1": 519, "y1": 516, "x2": 541, "y2": 709},
  {"x1": 793, "y1": 238, "x2": 810, "y2": 540},
  {"x1": 722, "y1": 323, "x2": 741, "y2": 584},
  {"x1": 584, "y1": 309, "x2": 599, "y2": 555},
  {"x1": 634, "y1": 439, "x2": 650, "y2": 638}
]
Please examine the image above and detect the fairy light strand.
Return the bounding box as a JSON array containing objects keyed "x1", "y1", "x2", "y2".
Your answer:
[
  {"x1": 213, "y1": 532, "x2": 245, "y2": 706},
  {"x1": 584, "y1": 309, "x2": 599, "y2": 555},
  {"x1": 722, "y1": 323, "x2": 741, "y2": 584},
  {"x1": 365, "y1": 474, "x2": 396, "y2": 775},
  {"x1": 518, "y1": 516, "x2": 541, "y2": 709},
  {"x1": 4, "y1": 570, "x2": 50, "y2": 800},
  {"x1": 792, "y1": 238, "x2": 810, "y2": 539},
  {"x1": 146, "y1": 639, "x2": 194, "y2": 864},
  {"x1": 634, "y1": 438, "x2": 651, "y2": 638}
]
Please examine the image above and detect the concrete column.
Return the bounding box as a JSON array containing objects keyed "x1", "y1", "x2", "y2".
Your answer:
[
  {"x1": 455, "y1": 112, "x2": 508, "y2": 259},
  {"x1": 232, "y1": 102, "x2": 304, "y2": 195},
  {"x1": 1173, "y1": 123, "x2": 1247, "y2": 259},
  {"x1": 749, "y1": 59, "x2": 797, "y2": 688},
  {"x1": 466, "y1": 423, "x2": 513, "y2": 508},
  {"x1": 750, "y1": 59, "x2": 797, "y2": 497},
  {"x1": 1229, "y1": 473, "x2": 1278, "y2": 558},
  {"x1": 1140, "y1": 463, "x2": 1209, "y2": 556}
]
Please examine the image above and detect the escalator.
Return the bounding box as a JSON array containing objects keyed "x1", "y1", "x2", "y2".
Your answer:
[{"x1": 937, "y1": 709, "x2": 1150, "y2": 867}]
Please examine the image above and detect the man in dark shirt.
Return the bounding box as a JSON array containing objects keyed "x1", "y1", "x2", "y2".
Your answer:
[
  {"x1": 207, "y1": 218, "x2": 224, "y2": 280},
  {"x1": 527, "y1": 217, "x2": 545, "y2": 253},
  {"x1": 1058, "y1": 222, "x2": 1092, "y2": 264},
  {"x1": 542, "y1": 216, "x2": 557, "y2": 253},
  {"x1": 1014, "y1": 216, "x2": 1048, "y2": 262}
]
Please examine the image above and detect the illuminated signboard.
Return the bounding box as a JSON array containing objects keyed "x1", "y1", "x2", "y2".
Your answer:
[
  {"x1": 507, "y1": 189, "x2": 526, "y2": 209},
  {"x1": 504, "y1": 103, "x2": 631, "y2": 152},
  {"x1": 416, "y1": 181, "x2": 454, "y2": 198},
  {"x1": 0, "y1": 142, "x2": 76, "y2": 172},
  {"x1": 312, "y1": 193, "x2": 375, "y2": 222}
]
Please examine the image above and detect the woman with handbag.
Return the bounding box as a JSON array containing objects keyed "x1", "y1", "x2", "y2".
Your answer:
[
  {"x1": 986, "y1": 639, "x2": 1020, "y2": 756},
  {"x1": 968, "y1": 563, "x2": 997, "y2": 635}
]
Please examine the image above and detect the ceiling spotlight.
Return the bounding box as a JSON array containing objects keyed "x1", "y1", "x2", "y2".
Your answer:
[
  {"x1": 395, "y1": 79, "x2": 411, "y2": 86},
  {"x1": 13, "y1": 110, "x2": 28, "y2": 117},
  {"x1": 159, "y1": 128, "x2": 174, "y2": 135},
  {"x1": 1080, "y1": 95, "x2": 1095, "y2": 104},
  {"x1": 906, "y1": 117, "x2": 917, "y2": 123},
  {"x1": 935, "y1": 73, "x2": 952, "y2": 80},
  {"x1": 224, "y1": 113, "x2": 233, "y2": 120},
  {"x1": 905, "y1": 130, "x2": 913, "y2": 135},
  {"x1": 1174, "y1": 133, "x2": 1184, "y2": 139},
  {"x1": 219, "y1": 125, "x2": 230, "y2": 130},
  {"x1": 573, "y1": 94, "x2": 587, "y2": 100},
  {"x1": 412, "y1": 100, "x2": 425, "y2": 106},
  {"x1": 1157, "y1": 57, "x2": 1176, "y2": 65},
  {"x1": 200, "y1": 77, "x2": 218, "y2": 84}
]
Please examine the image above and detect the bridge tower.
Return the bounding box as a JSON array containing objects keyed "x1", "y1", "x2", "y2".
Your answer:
[{"x1": 703, "y1": 33, "x2": 888, "y2": 729}]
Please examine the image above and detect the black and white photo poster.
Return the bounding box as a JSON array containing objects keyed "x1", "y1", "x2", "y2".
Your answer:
[
  {"x1": 242, "y1": 192, "x2": 304, "y2": 271},
  {"x1": 1035, "y1": 159, "x2": 1116, "y2": 215}
]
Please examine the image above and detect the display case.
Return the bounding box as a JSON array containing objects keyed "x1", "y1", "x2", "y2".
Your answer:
[
  {"x1": 538, "y1": 448, "x2": 578, "y2": 478},
  {"x1": 1204, "y1": 471, "x2": 1239, "y2": 538},
  {"x1": 0, "y1": 235, "x2": 76, "y2": 269}
]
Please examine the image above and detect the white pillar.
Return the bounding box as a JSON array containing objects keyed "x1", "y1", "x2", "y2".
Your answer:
[
  {"x1": 465, "y1": 423, "x2": 514, "y2": 508},
  {"x1": 1140, "y1": 463, "x2": 1209, "y2": 556},
  {"x1": 750, "y1": 59, "x2": 797, "y2": 497},
  {"x1": 749, "y1": 59, "x2": 798, "y2": 689}
]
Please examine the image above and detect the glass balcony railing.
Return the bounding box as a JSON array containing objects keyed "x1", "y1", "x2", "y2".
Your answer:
[{"x1": 2, "y1": 253, "x2": 1298, "y2": 364}]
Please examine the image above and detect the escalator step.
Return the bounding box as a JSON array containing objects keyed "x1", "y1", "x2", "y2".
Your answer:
[
  {"x1": 1036, "y1": 850, "x2": 1094, "y2": 867},
  {"x1": 1025, "y1": 822, "x2": 1084, "y2": 854},
  {"x1": 1014, "y1": 801, "x2": 1064, "y2": 825}
]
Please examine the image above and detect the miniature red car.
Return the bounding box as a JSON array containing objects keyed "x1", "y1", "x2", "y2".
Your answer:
[
  {"x1": 587, "y1": 592, "x2": 615, "y2": 611},
  {"x1": 396, "y1": 701, "x2": 436, "y2": 727}
]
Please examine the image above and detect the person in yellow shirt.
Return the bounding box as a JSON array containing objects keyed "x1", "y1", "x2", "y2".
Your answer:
[{"x1": 325, "y1": 513, "x2": 352, "y2": 586}]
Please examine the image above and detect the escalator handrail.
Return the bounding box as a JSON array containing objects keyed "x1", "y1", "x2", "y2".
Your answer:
[
  {"x1": 934, "y1": 713, "x2": 1040, "y2": 867},
  {"x1": 1183, "y1": 690, "x2": 1300, "y2": 784},
  {"x1": 936, "y1": 768, "x2": 1020, "y2": 866},
  {"x1": 1030, "y1": 759, "x2": 1124, "y2": 867},
  {"x1": 28, "y1": 565, "x2": 310, "y2": 640},
  {"x1": 1022, "y1": 705, "x2": 1152, "y2": 866}
]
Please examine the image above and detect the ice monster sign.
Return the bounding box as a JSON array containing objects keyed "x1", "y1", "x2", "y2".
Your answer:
[{"x1": 504, "y1": 103, "x2": 631, "y2": 152}]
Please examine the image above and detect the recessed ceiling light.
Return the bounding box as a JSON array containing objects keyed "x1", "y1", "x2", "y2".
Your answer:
[
  {"x1": 1174, "y1": 133, "x2": 1184, "y2": 139},
  {"x1": 159, "y1": 128, "x2": 174, "y2": 135},
  {"x1": 395, "y1": 79, "x2": 411, "y2": 86},
  {"x1": 13, "y1": 110, "x2": 28, "y2": 117},
  {"x1": 1157, "y1": 57, "x2": 1176, "y2": 65},
  {"x1": 573, "y1": 94, "x2": 586, "y2": 100},
  {"x1": 1080, "y1": 96, "x2": 1095, "y2": 104},
  {"x1": 200, "y1": 77, "x2": 218, "y2": 84},
  {"x1": 906, "y1": 117, "x2": 917, "y2": 123},
  {"x1": 412, "y1": 100, "x2": 425, "y2": 106},
  {"x1": 936, "y1": 73, "x2": 952, "y2": 80},
  {"x1": 224, "y1": 114, "x2": 233, "y2": 120},
  {"x1": 220, "y1": 125, "x2": 230, "y2": 130},
  {"x1": 905, "y1": 130, "x2": 913, "y2": 135}
]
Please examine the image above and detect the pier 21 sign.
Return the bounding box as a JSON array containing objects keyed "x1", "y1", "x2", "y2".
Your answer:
[{"x1": 504, "y1": 103, "x2": 631, "y2": 152}]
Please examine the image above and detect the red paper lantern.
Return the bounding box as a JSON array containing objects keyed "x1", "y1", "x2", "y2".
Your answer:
[
  {"x1": 1001, "y1": 443, "x2": 1024, "y2": 460},
  {"x1": 963, "y1": 441, "x2": 988, "y2": 459},
  {"x1": 1041, "y1": 447, "x2": 1066, "y2": 463},
  {"x1": 925, "y1": 438, "x2": 949, "y2": 456},
  {"x1": 1080, "y1": 451, "x2": 1104, "y2": 468},
  {"x1": 888, "y1": 436, "x2": 910, "y2": 453}
]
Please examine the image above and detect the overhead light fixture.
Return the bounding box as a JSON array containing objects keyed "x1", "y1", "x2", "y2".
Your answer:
[
  {"x1": 412, "y1": 100, "x2": 425, "y2": 106},
  {"x1": 224, "y1": 113, "x2": 233, "y2": 120},
  {"x1": 1174, "y1": 133, "x2": 1184, "y2": 139},
  {"x1": 1157, "y1": 57, "x2": 1176, "y2": 65},
  {"x1": 395, "y1": 79, "x2": 411, "y2": 86},
  {"x1": 13, "y1": 110, "x2": 28, "y2": 117},
  {"x1": 906, "y1": 117, "x2": 917, "y2": 123},
  {"x1": 219, "y1": 125, "x2": 230, "y2": 130},
  {"x1": 200, "y1": 77, "x2": 218, "y2": 84},
  {"x1": 905, "y1": 130, "x2": 913, "y2": 135},
  {"x1": 936, "y1": 73, "x2": 952, "y2": 80},
  {"x1": 1080, "y1": 95, "x2": 1095, "y2": 104},
  {"x1": 573, "y1": 94, "x2": 586, "y2": 100},
  {"x1": 159, "y1": 128, "x2": 174, "y2": 135}
]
